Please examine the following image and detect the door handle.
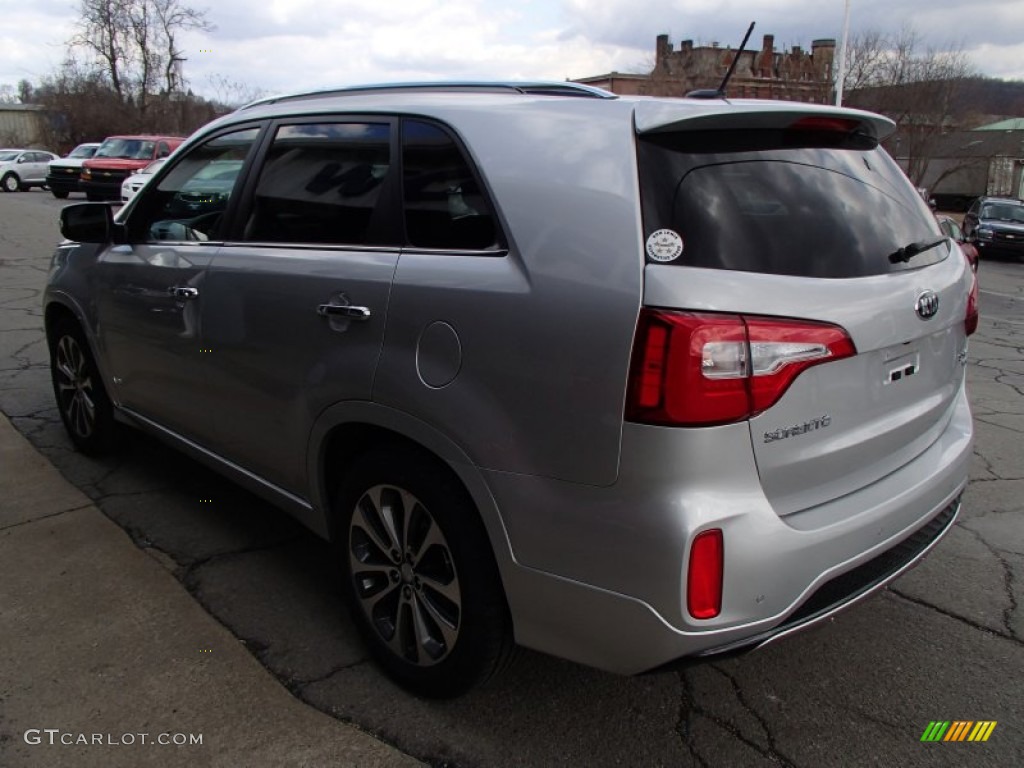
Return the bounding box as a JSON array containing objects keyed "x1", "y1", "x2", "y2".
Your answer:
[
  {"x1": 317, "y1": 304, "x2": 371, "y2": 320},
  {"x1": 168, "y1": 286, "x2": 199, "y2": 300}
]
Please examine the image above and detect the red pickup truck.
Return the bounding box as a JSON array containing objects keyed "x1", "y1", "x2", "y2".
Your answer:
[{"x1": 81, "y1": 134, "x2": 185, "y2": 201}]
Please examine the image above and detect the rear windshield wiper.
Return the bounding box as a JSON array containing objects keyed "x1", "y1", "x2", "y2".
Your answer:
[{"x1": 887, "y1": 236, "x2": 948, "y2": 264}]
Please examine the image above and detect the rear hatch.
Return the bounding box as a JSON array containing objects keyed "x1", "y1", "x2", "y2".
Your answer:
[{"x1": 631, "y1": 104, "x2": 974, "y2": 516}]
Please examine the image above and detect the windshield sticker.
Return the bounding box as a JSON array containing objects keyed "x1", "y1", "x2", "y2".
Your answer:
[{"x1": 646, "y1": 229, "x2": 684, "y2": 263}]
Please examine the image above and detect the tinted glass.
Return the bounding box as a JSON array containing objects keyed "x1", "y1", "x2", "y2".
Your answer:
[
  {"x1": 638, "y1": 133, "x2": 943, "y2": 278},
  {"x1": 402, "y1": 120, "x2": 499, "y2": 250},
  {"x1": 96, "y1": 139, "x2": 157, "y2": 160},
  {"x1": 129, "y1": 128, "x2": 258, "y2": 242},
  {"x1": 243, "y1": 122, "x2": 392, "y2": 246},
  {"x1": 980, "y1": 203, "x2": 1024, "y2": 223},
  {"x1": 68, "y1": 144, "x2": 98, "y2": 159}
]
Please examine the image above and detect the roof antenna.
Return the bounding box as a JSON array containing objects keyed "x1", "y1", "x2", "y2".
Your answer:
[{"x1": 686, "y1": 21, "x2": 756, "y2": 99}]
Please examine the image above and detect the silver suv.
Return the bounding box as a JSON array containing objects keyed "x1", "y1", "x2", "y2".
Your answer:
[{"x1": 45, "y1": 82, "x2": 976, "y2": 697}]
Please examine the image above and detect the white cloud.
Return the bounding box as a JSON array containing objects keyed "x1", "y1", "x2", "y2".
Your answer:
[{"x1": 1, "y1": 0, "x2": 1023, "y2": 100}]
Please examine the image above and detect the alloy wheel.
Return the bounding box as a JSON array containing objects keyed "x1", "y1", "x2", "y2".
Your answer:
[
  {"x1": 349, "y1": 484, "x2": 462, "y2": 666},
  {"x1": 54, "y1": 334, "x2": 97, "y2": 440}
]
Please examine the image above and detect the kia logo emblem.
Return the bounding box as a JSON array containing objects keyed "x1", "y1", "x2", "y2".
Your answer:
[{"x1": 915, "y1": 290, "x2": 939, "y2": 320}]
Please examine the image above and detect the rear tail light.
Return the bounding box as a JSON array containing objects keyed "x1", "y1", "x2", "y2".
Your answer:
[
  {"x1": 626, "y1": 310, "x2": 855, "y2": 427},
  {"x1": 965, "y1": 255, "x2": 979, "y2": 336},
  {"x1": 788, "y1": 116, "x2": 862, "y2": 134},
  {"x1": 687, "y1": 529, "x2": 724, "y2": 619}
]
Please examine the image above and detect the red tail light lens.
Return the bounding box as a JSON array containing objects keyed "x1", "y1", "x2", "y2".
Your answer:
[
  {"x1": 626, "y1": 310, "x2": 855, "y2": 426},
  {"x1": 687, "y1": 529, "x2": 724, "y2": 620},
  {"x1": 788, "y1": 116, "x2": 862, "y2": 134},
  {"x1": 965, "y1": 262, "x2": 979, "y2": 336}
]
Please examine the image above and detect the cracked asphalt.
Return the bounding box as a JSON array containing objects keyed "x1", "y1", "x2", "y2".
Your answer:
[{"x1": 2, "y1": 190, "x2": 1022, "y2": 767}]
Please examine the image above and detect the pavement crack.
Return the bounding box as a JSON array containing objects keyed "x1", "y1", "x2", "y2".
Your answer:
[
  {"x1": 0, "y1": 503, "x2": 93, "y2": 531},
  {"x1": 290, "y1": 659, "x2": 369, "y2": 693},
  {"x1": 676, "y1": 667, "x2": 797, "y2": 767},
  {"x1": 959, "y1": 524, "x2": 1022, "y2": 641},
  {"x1": 709, "y1": 664, "x2": 799, "y2": 767},
  {"x1": 675, "y1": 669, "x2": 712, "y2": 768},
  {"x1": 180, "y1": 535, "x2": 305, "y2": 579},
  {"x1": 888, "y1": 588, "x2": 1024, "y2": 647}
]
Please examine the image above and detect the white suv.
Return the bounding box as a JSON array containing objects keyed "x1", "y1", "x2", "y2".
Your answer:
[{"x1": 0, "y1": 148, "x2": 59, "y2": 192}]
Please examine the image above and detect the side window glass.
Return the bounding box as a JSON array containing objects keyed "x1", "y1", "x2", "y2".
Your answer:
[
  {"x1": 129, "y1": 128, "x2": 259, "y2": 243},
  {"x1": 157, "y1": 142, "x2": 170, "y2": 158},
  {"x1": 402, "y1": 120, "x2": 499, "y2": 250},
  {"x1": 243, "y1": 122, "x2": 392, "y2": 246}
]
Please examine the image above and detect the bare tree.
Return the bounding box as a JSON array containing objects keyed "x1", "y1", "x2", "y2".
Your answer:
[
  {"x1": 70, "y1": 0, "x2": 213, "y2": 117},
  {"x1": 205, "y1": 74, "x2": 268, "y2": 108},
  {"x1": 153, "y1": 0, "x2": 213, "y2": 95},
  {"x1": 841, "y1": 25, "x2": 978, "y2": 186},
  {"x1": 72, "y1": 0, "x2": 130, "y2": 101}
]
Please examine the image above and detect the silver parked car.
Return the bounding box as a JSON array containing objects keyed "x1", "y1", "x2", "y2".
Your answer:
[
  {"x1": 44, "y1": 82, "x2": 977, "y2": 698},
  {"x1": 0, "y1": 148, "x2": 60, "y2": 192}
]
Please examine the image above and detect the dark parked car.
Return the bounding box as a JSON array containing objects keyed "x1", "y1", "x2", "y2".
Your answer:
[{"x1": 963, "y1": 197, "x2": 1024, "y2": 260}]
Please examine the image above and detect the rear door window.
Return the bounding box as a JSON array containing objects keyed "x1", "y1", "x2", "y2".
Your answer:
[
  {"x1": 638, "y1": 132, "x2": 943, "y2": 278},
  {"x1": 242, "y1": 122, "x2": 394, "y2": 246},
  {"x1": 401, "y1": 119, "x2": 501, "y2": 251}
]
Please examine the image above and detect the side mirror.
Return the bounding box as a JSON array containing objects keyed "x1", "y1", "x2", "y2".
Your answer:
[{"x1": 60, "y1": 203, "x2": 120, "y2": 243}]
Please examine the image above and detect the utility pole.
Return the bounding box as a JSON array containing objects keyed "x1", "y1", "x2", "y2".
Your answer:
[{"x1": 835, "y1": 0, "x2": 851, "y2": 105}]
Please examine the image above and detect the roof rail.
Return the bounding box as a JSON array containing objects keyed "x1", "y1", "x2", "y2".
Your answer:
[{"x1": 239, "y1": 81, "x2": 616, "y2": 110}]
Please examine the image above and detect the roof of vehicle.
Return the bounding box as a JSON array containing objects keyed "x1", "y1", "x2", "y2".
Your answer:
[
  {"x1": 99, "y1": 134, "x2": 187, "y2": 141},
  {"x1": 221, "y1": 81, "x2": 894, "y2": 142},
  {"x1": 978, "y1": 197, "x2": 1023, "y2": 206}
]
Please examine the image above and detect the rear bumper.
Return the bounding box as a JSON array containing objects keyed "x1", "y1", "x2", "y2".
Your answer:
[
  {"x1": 684, "y1": 496, "x2": 959, "y2": 662},
  {"x1": 492, "y1": 384, "x2": 973, "y2": 674}
]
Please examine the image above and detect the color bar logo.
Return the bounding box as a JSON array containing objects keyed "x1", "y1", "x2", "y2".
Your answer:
[{"x1": 920, "y1": 721, "x2": 997, "y2": 742}]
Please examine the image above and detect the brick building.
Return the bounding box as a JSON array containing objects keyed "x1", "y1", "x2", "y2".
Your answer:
[{"x1": 575, "y1": 34, "x2": 836, "y2": 103}]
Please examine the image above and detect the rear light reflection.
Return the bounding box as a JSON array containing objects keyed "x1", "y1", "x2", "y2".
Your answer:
[
  {"x1": 965, "y1": 258, "x2": 979, "y2": 336},
  {"x1": 687, "y1": 529, "x2": 723, "y2": 620},
  {"x1": 626, "y1": 310, "x2": 856, "y2": 426}
]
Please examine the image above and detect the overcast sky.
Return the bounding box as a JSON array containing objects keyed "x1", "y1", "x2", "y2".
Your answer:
[{"x1": 2, "y1": 0, "x2": 1022, "y2": 102}]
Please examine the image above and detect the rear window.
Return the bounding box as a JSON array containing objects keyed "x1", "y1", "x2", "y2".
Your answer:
[{"x1": 638, "y1": 131, "x2": 943, "y2": 278}]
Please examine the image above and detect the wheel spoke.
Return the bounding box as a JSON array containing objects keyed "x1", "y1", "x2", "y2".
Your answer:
[
  {"x1": 409, "y1": 593, "x2": 454, "y2": 663},
  {"x1": 378, "y1": 487, "x2": 406, "y2": 553},
  {"x1": 387, "y1": 600, "x2": 416, "y2": 662},
  {"x1": 410, "y1": 515, "x2": 445, "y2": 562},
  {"x1": 354, "y1": 488, "x2": 397, "y2": 555},
  {"x1": 418, "y1": 570, "x2": 460, "y2": 604},
  {"x1": 414, "y1": 590, "x2": 459, "y2": 651}
]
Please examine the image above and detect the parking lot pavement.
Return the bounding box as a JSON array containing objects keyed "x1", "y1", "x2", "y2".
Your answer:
[
  {"x1": 0, "y1": 413, "x2": 422, "y2": 768},
  {"x1": 2, "y1": 189, "x2": 1023, "y2": 767}
]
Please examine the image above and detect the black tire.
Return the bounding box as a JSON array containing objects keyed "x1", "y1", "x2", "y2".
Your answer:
[
  {"x1": 49, "y1": 318, "x2": 117, "y2": 454},
  {"x1": 2, "y1": 173, "x2": 21, "y2": 193},
  {"x1": 51, "y1": 188, "x2": 70, "y2": 199},
  {"x1": 334, "y1": 447, "x2": 513, "y2": 698}
]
